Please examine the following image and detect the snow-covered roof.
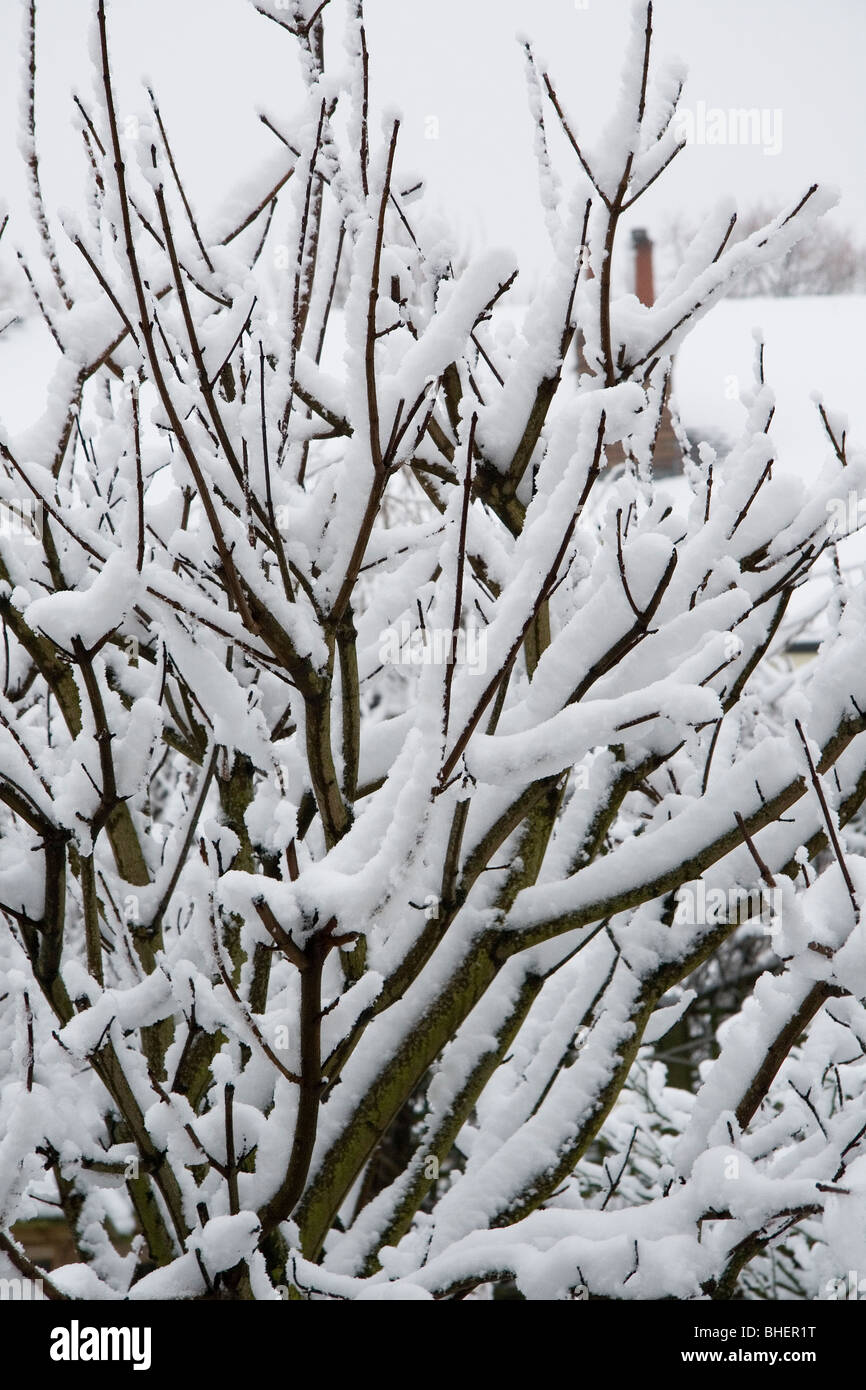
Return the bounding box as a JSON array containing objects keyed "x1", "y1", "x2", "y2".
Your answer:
[
  {"x1": 673, "y1": 294, "x2": 866, "y2": 477},
  {"x1": 672, "y1": 294, "x2": 866, "y2": 647}
]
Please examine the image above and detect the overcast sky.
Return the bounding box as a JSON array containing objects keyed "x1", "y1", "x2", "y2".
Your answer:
[
  {"x1": 0, "y1": 0, "x2": 861, "y2": 369},
  {"x1": 364, "y1": 0, "x2": 866, "y2": 278},
  {"x1": 0, "y1": 0, "x2": 863, "y2": 287}
]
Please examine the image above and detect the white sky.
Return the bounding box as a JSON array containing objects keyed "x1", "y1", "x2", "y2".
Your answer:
[
  {"x1": 0, "y1": 0, "x2": 864, "y2": 441},
  {"x1": 1, "y1": 0, "x2": 864, "y2": 287}
]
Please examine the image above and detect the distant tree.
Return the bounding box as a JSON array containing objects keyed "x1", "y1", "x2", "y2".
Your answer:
[{"x1": 664, "y1": 204, "x2": 866, "y2": 296}]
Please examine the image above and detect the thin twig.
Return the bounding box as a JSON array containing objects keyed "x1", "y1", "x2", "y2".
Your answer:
[{"x1": 794, "y1": 718, "x2": 858, "y2": 914}]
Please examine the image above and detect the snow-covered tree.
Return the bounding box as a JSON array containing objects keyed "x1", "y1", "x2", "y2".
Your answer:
[
  {"x1": 663, "y1": 204, "x2": 866, "y2": 298},
  {"x1": 1, "y1": 0, "x2": 866, "y2": 1301}
]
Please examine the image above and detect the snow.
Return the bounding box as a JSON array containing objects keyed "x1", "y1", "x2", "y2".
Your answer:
[{"x1": 674, "y1": 295, "x2": 866, "y2": 478}]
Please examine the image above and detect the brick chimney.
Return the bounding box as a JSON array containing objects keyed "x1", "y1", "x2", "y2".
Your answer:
[
  {"x1": 632, "y1": 227, "x2": 682, "y2": 476},
  {"x1": 632, "y1": 228, "x2": 655, "y2": 306},
  {"x1": 572, "y1": 227, "x2": 684, "y2": 477}
]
